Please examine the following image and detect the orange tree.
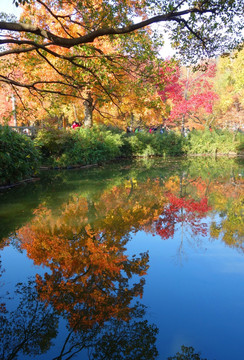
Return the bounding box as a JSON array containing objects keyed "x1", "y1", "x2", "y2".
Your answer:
[
  {"x1": 94, "y1": 64, "x2": 166, "y2": 129},
  {"x1": 0, "y1": 0, "x2": 243, "y2": 127}
]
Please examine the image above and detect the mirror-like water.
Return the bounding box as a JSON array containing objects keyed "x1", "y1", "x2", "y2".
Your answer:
[{"x1": 0, "y1": 157, "x2": 244, "y2": 360}]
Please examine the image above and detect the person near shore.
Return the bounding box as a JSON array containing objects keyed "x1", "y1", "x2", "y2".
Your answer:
[{"x1": 71, "y1": 121, "x2": 81, "y2": 129}]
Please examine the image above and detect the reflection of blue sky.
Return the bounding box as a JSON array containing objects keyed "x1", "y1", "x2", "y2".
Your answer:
[
  {"x1": 126, "y1": 215, "x2": 244, "y2": 360},
  {"x1": 0, "y1": 243, "x2": 49, "y2": 311}
]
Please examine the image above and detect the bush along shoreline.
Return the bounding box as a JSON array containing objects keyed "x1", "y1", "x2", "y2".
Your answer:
[
  {"x1": 0, "y1": 125, "x2": 40, "y2": 187},
  {"x1": 1, "y1": 125, "x2": 244, "y2": 187}
]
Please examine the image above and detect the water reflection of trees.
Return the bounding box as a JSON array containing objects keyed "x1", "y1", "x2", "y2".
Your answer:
[
  {"x1": 159, "y1": 164, "x2": 244, "y2": 255},
  {"x1": 16, "y1": 196, "x2": 152, "y2": 327},
  {"x1": 2, "y1": 158, "x2": 244, "y2": 358},
  {"x1": 0, "y1": 280, "x2": 58, "y2": 360},
  {"x1": 0, "y1": 280, "x2": 158, "y2": 360},
  {"x1": 0, "y1": 278, "x2": 206, "y2": 360},
  {"x1": 210, "y1": 190, "x2": 244, "y2": 251},
  {"x1": 167, "y1": 345, "x2": 207, "y2": 360},
  {"x1": 14, "y1": 176, "x2": 213, "y2": 324},
  {"x1": 4, "y1": 181, "x2": 167, "y2": 359}
]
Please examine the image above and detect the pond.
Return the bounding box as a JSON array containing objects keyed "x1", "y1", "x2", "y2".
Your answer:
[{"x1": 0, "y1": 157, "x2": 244, "y2": 360}]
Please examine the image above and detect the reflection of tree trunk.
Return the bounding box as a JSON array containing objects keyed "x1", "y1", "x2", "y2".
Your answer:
[
  {"x1": 128, "y1": 178, "x2": 135, "y2": 199},
  {"x1": 177, "y1": 174, "x2": 185, "y2": 263},
  {"x1": 83, "y1": 92, "x2": 94, "y2": 128},
  {"x1": 87, "y1": 198, "x2": 97, "y2": 223},
  {"x1": 53, "y1": 327, "x2": 86, "y2": 360},
  {"x1": 179, "y1": 174, "x2": 183, "y2": 197},
  {"x1": 176, "y1": 207, "x2": 185, "y2": 265},
  {"x1": 231, "y1": 168, "x2": 237, "y2": 185}
]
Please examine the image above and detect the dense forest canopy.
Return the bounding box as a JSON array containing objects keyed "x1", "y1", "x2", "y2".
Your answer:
[
  {"x1": 1, "y1": 1, "x2": 243, "y2": 87},
  {"x1": 0, "y1": 0, "x2": 243, "y2": 127}
]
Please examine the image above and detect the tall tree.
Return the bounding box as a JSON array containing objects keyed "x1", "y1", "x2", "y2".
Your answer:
[
  {"x1": 159, "y1": 61, "x2": 218, "y2": 131},
  {"x1": 213, "y1": 46, "x2": 244, "y2": 130}
]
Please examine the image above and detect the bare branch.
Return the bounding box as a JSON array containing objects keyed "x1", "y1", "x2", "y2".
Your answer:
[{"x1": 0, "y1": 75, "x2": 82, "y2": 97}]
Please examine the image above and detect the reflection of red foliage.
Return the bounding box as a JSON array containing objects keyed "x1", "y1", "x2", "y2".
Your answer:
[
  {"x1": 167, "y1": 194, "x2": 210, "y2": 213},
  {"x1": 155, "y1": 194, "x2": 211, "y2": 240}
]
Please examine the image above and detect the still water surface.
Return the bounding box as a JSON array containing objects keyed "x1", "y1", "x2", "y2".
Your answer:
[{"x1": 0, "y1": 157, "x2": 244, "y2": 360}]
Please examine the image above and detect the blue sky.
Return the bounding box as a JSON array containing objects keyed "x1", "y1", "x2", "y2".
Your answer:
[{"x1": 1, "y1": 0, "x2": 21, "y2": 17}]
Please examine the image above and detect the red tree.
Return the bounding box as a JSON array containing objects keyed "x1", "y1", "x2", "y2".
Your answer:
[{"x1": 158, "y1": 61, "x2": 218, "y2": 131}]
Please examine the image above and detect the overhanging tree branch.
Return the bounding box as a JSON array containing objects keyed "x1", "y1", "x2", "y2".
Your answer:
[{"x1": 0, "y1": 7, "x2": 216, "y2": 48}]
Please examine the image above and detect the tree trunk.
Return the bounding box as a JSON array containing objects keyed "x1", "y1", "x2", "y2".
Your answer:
[
  {"x1": 11, "y1": 94, "x2": 17, "y2": 126},
  {"x1": 181, "y1": 114, "x2": 185, "y2": 135},
  {"x1": 181, "y1": 67, "x2": 190, "y2": 135},
  {"x1": 130, "y1": 112, "x2": 134, "y2": 129},
  {"x1": 83, "y1": 92, "x2": 93, "y2": 128},
  {"x1": 73, "y1": 104, "x2": 78, "y2": 122}
]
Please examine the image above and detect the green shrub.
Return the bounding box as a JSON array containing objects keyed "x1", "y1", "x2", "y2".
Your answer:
[
  {"x1": 35, "y1": 125, "x2": 127, "y2": 167},
  {"x1": 29, "y1": 126, "x2": 244, "y2": 171},
  {"x1": 0, "y1": 126, "x2": 40, "y2": 186},
  {"x1": 184, "y1": 129, "x2": 244, "y2": 155},
  {"x1": 127, "y1": 131, "x2": 185, "y2": 157},
  {"x1": 34, "y1": 128, "x2": 73, "y2": 161}
]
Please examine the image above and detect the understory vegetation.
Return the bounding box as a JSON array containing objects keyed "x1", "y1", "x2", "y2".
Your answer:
[
  {"x1": 0, "y1": 125, "x2": 40, "y2": 186},
  {"x1": 1, "y1": 125, "x2": 243, "y2": 186}
]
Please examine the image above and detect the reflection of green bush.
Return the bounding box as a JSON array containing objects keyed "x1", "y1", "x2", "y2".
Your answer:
[
  {"x1": 237, "y1": 141, "x2": 244, "y2": 155},
  {"x1": 186, "y1": 156, "x2": 242, "y2": 180},
  {"x1": 0, "y1": 126, "x2": 40, "y2": 186}
]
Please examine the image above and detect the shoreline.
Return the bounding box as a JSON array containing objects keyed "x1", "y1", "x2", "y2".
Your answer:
[{"x1": 1, "y1": 153, "x2": 244, "y2": 190}]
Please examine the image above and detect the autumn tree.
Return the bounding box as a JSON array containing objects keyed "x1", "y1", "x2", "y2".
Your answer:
[
  {"x1": 0, "y1": 83, "x2": 13, "y2": 125},
  {"x1": 0, "y1": 0, "x2": 243, "y2": 126},
  {"x1": 158, "y1": 60, "x2": 218, "y2": 132},
  {"x1": 94, "y1": 66, "x2": 166, "y2": 130},
  {"x1": 213, "y1": 46, "x2": 244, "y2": 130},
  {"x1": 0, "y1": 2, "x2": 162, "y2": 127}
]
